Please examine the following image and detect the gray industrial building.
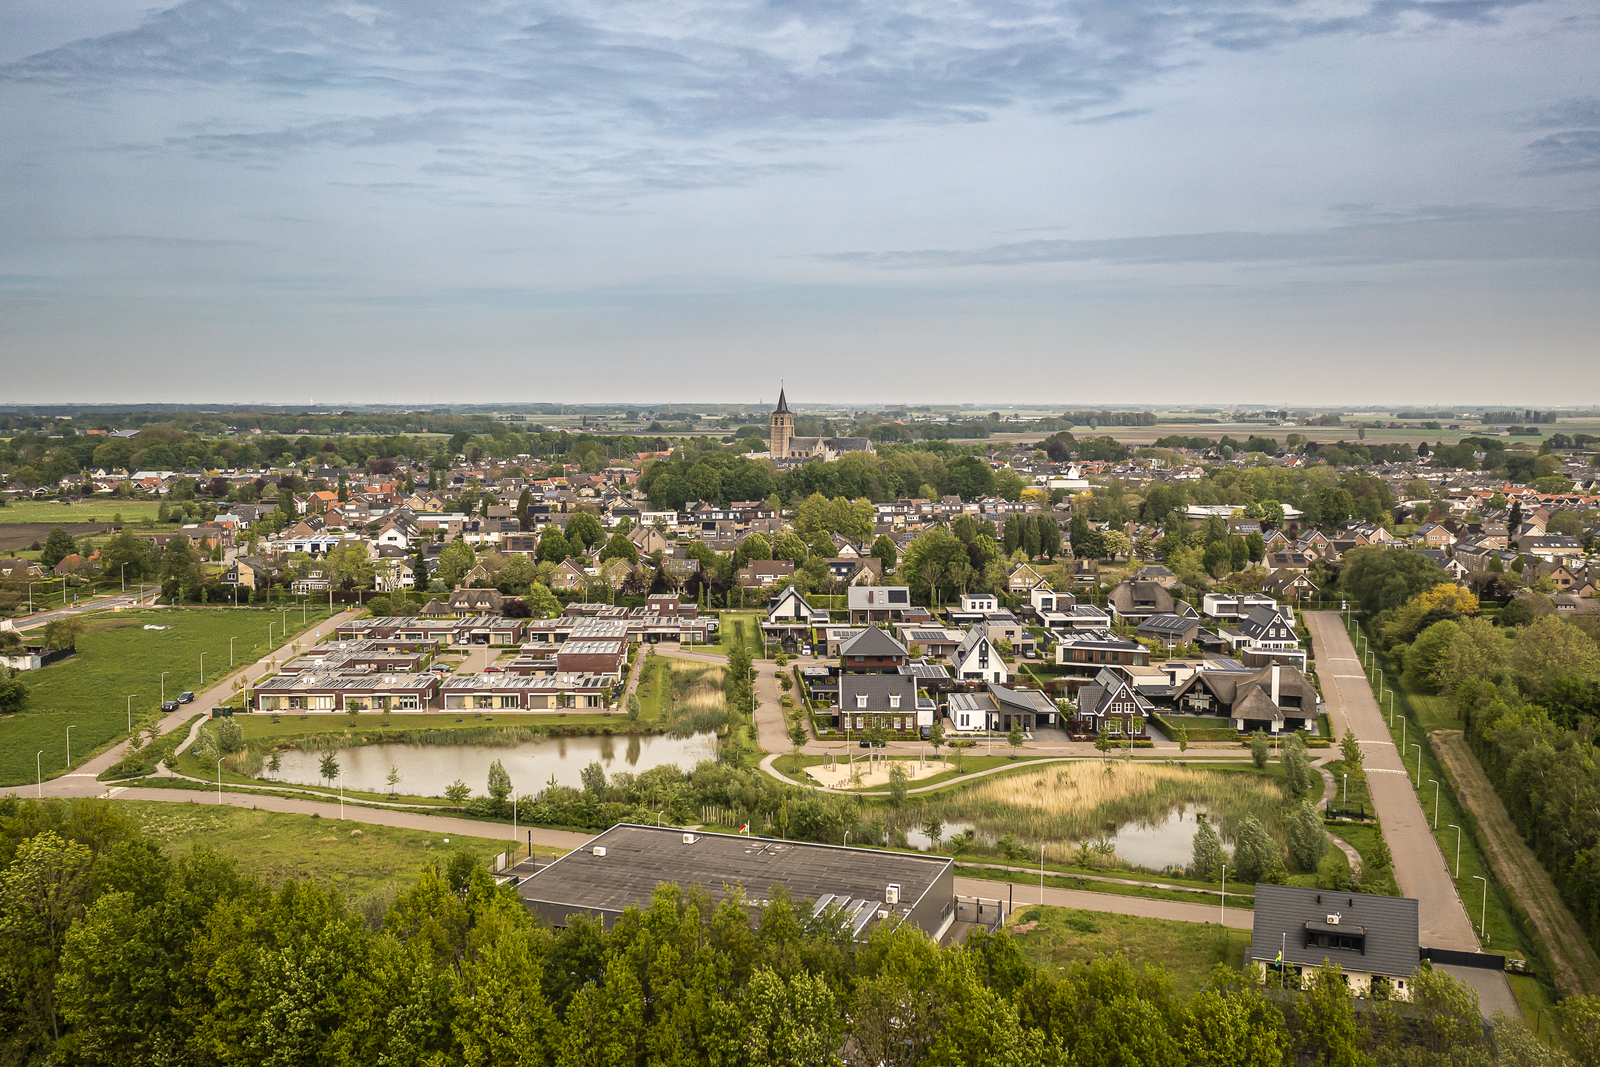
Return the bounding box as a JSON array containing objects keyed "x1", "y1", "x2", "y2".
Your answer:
[{"x1": 518, "y1": 824, "x2": 956, "y2": 941}]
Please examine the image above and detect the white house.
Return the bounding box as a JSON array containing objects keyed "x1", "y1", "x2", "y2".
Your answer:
[{"x1": 951, "y1": 629, "x2": 1009, "y2": 685}]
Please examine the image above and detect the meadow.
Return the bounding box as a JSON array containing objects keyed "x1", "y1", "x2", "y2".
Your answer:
[
  {"x1": 916, "y1": 761, "x2": 1286, "y2": 864},
  {"x1": 0, "y1": 499, "x2": 167, "y2": 525},
  {"x1": 1008, "y1": 905, "x2": 1250, "y2": 996},
  {"x1": 0, "y1": 606, "x2": 334, "y2": 786}
]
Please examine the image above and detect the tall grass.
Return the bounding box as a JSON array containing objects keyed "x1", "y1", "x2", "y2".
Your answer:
[
  {"x1": 663, "y1": 659, "x2": 733, "y2": 736},
  {"x1": 915, "y1": 762, "x2": 1286, "y2": 863}
]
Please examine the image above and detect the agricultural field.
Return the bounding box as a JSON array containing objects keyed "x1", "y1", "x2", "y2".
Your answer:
[
  {"x1": 1008, "y1": 905, "x2": 1251, "y2": 996},
  {"x1": 0, "y1": 499, "x2": 166, "y2": 525},
  {"x1": 0, "y1": 606, "x2": 335, "y2": 787}
]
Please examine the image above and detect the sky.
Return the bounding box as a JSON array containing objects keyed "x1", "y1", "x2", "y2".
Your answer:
[{"x1": 1, "y1": 0, "x2": 1597, "y2": 408}]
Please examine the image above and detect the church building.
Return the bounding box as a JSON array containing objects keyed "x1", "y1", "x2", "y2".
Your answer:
[{"x1": 768, "y1": 388, "x2": 874, "y2": 465}]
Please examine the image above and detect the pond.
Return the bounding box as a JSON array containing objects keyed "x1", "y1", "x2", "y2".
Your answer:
[
  {"x1": 903, "y1": 807, "x2": 1228, "y2": 873},
  {"x1": 271, "y1": 732, "x2": 719, "y2": 797}
]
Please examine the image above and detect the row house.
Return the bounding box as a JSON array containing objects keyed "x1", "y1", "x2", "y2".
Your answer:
[
  {"x1": 254, "y1": 672, "x2": 440, "y2": 712},
  {"x1": 440, "y1": 673, "x2": 613, "y2": 710},
  {"x1": 947, "y1": 684, "x2": 1058, "y2": 733}
]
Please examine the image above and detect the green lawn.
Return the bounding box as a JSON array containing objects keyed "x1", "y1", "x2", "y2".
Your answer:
[
  {"x1": 0, "y1": 499, "x2": 169, "y2": 525},
  {"x1": 117, "y1": 800, "x2": 562, "y2": 902},
  {"x1": 635, "y1": 655, "x2": 673, "y2": 720},
  {"x1": 716, "y1": 612, "x2": 766, "y2": 659},
  {"x1": 1, "y1": 606, "x2": 335, "y2": 786},
  {"x1": 1008, "y1": 905, "x2": 1251, "y2": 996}
]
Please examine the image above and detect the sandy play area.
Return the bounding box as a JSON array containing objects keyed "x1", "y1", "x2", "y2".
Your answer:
[{"x1": 806, "y1": 755, "x2": 947, "y2": 789}]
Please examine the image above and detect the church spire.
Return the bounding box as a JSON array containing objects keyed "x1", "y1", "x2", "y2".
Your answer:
[{"x1": 774, "y1": 385, "x2": 789, "y2": 415}]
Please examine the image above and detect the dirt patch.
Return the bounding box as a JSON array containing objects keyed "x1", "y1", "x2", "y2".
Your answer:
[
  {"x1": 0, "y1": 522, "x2": 109, "y2": 553},
  {"x1": 1432, "y1": 729, "x2": 1600, "y2": 997}
]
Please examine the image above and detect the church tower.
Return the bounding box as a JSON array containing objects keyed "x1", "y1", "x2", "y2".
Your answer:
[{"x1": 770, "y1": 387, "x2": 793, "y2": 459}]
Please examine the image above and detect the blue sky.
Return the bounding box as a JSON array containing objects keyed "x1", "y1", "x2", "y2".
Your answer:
[{"x1": 2, "y1": 0, "x2": 1596, "y2": 406}]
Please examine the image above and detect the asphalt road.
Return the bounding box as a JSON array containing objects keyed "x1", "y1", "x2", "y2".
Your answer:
[
  {"x1": 1305, "y1": 611, "x2": 1519, "y2": 1018},
  {"x1": 955, "y1": 875, "x2": 1252, "y2": 929}
]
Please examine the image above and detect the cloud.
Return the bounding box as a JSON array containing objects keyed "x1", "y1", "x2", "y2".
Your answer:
[
  {"x1": 817, "y1": 208, "x2": 1600, "y2": 268},
  {"x1": 0, "y1": 0, "x2": 1558, "y2": 197},
  {"x1": 1519, "y1": 96, "x2": 1600, "y2": 174}
]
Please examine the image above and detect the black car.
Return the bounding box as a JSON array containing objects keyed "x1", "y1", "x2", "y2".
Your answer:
[
  {"x1": 161, "y1": 700, "x2": 180, "y2": 712},
  {"x1": 177, "y1": 691, "x2": 195, "y2": 704}
]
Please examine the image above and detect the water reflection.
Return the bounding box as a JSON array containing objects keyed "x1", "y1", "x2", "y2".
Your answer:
[
  {"x1": 902, "y1": 807, "x2": 1228, "y2": 872},
  {"x1": 272, "y1": 732, "x2": 717, "y2": 797}
]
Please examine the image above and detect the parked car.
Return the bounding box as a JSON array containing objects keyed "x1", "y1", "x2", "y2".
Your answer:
[
  {"x1": 484, "y1": 666, "x2": 504, "y2": 674},
  {"x1": 161, "y1": 700, "x2": 180, "y2": 712},
  {"x1": 177, "y1": 691, "x2": 195, "y2": 704}
]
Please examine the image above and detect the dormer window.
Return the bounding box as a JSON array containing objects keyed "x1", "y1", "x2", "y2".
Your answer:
[
  {"x1": 889, "y1": 694, "x2": 901, "y2": 709},
  {"x1": 856, "y1": 694, "x2": 868, "y2": 709}
]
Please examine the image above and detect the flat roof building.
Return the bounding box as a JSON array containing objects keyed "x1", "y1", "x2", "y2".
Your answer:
[{"x1": 518, "y1": 824, "x2": 955, "y2": 942}]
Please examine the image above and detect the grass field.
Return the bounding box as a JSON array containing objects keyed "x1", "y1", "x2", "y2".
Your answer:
[
  {"x1": 118, "y1": 800, "x2": 555, "y2": 902},
  {"x1": 1008, "y1": 905, "x2": 1251, "y2": 996},
  {"x1": 0, "y1": 499, "x2": 167, "y2": 525},
  {"x1": 0, "y1": 606, "x2": 335, "y2": 786},
  {"x1": 717, "y1": 612, "x2": 766, "y2": 659}
]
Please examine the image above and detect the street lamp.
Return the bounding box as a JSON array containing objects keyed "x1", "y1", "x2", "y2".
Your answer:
[
  {"x1": 1342, "y1": 773, "x2": 1347, "y2": 809},
  {"x1": 1410, "y1": 743, "x2": 1422, "y2": 788},
  {"x1": 230, "y1": 636, "x2": 236, "y2": 668},
  {"x1": 657, "y1": 810, "x2": 665, "y2": 826},
  {"x1": 268, "y1": 622, "x2": 276, "y2": 648},
  {"x1": 66, "y1": 724, "x2": 75, "y2": 768},
  {"x1": 161, "y1": 671, "x2": 170, "y2": 704},
  {"x1": 127, "y1": 693, "x2": 137, "y2": 736},
  {"x1": 1221, "y1": 863, "x2": 1227, "y2": 925},
  {"x1": 217, "y1": 758, "x2": 225, "y2": 804},
  {"x1": 1472, "y1": 875, "x2": 1488, "y2": 937},
  {"x1": 1448, "y1": 824, "x2": 1462, "y2": 878},
  {"x1": 121, "y1": 563, "x2": 128, "y2": 592},
  {"x1": 1040, "y1": 843, "x2": 1046, "y2": 904},
  {"x1": 36, "y1": 750, "x2": 43, "y2": 798},
  {"x1": 199, "y1": 652, "x2": 207, "y2": 688},
  {"x1": 1428, "y1": 779, "x2": 1440, "y2": 829}
]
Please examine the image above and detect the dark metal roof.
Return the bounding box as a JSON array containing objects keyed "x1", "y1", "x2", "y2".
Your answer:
[
  {"x1": 1249, "y1": 884, "x2": 1418, "y2": 978},
  {"x1": 519, "y1": 823, "x2": 949, "y2": 923}
]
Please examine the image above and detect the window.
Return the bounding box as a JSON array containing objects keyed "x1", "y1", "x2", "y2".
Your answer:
[
  {"x1": 397, "y1": 695, "x2": 419, "y2": 710},
  {"x1": 856, "y1": 694, "x2": 868, "y2": 709},
  {"x1": 475, "y1": 695, "x2": 493, "y2": 709},
  {"x1": 499, "y1": 695, "x2": 519, "y2": 709},
  {"x1": 889, "y1": 694, "x2": 901, "y2": 709},
  {"x1": 959, "y1": 714, "x2": 970, "y2": 727}
]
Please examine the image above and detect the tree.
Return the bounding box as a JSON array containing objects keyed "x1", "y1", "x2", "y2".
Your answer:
[
  {"x1": 385, "y1": 765, "x2": 401, "y2": 795},
  {"x1": 39, "y1": 528, "x2": 77, "y2": 569},
  {"x1": 40, "y1": 617, "x2": 84, "y2": 651},
  {"x1": 871, "y1": 534, "x2": 898, "y2": 572},
  {"x1": 1095, "y1": 722, "x2": 1111, "y2": 757},
  {"x1": 487, "y1": 759, "x2": 513, "y2": 805},
  {"x1": 1281, "y1": 737, "x2": 1313, "y2": 801},
  {"x1": 1250, "y1": 732, "x2": 1269, "y2": 769},
  {"x1": 1339, "y1": 729, "x2": 1364, "y2": 779},
  {"x1": 536, "y1": 528, "x2": 572, "y2": 564},
  {"x1": 437, "y1": 538, "x2": 476, "y2": 587},
  {"x1": 318, "y1": 750, "x2": 340, "y2": 786},
  {"x1": 1296, "y1": 963, "x2": 1365, "y2": 1066},
  {"x1": 1191, "y1": 816, "x2": 1222, "y2": 880},
  {"x1": 445, "y1": 779, "x2": 471, "y2": 807},
  {"x1": 1286, "y1": 801, "x2": 1327, "y2": 871},
  {"x1": 788, "y1": 717, "x2": 807, "y2": 752},
  {"x1": 1006, "y1": 723, "x2": 1024, "y2": 758},
  {"x1": 565, "y1": 512, "x2": 603, "y2": 552},
  {"x1": 1558, "y1": 995, "x2": 1600, "y2": 1067},
  {"x1": 1230, "y1": 815, "x2": 1282, "y2": 884},
  {"x1": 946, "y1": 456, "x2": 994, "y2": 501},
  {"x1": 598, "y1": 531, "x2": 639, "y2": 565},
  {"x1": 929, "y1": 720, "x2": 945, "y2": 760},
  {"x1": 579, "y1": 760, "x2": 606, "y2": 799},
  {"x1": 922, "y1": 815, "x2": 944, "y2": 851},
  {"x1": 888, "y1": 762, "x2": 909, "y2": 808},
  {"x1": 1177, "y1": 726, "x2": 1189, "y2": 755}
]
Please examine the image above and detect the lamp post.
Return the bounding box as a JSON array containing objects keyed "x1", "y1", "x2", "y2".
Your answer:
[
  {"x1": 1410, "y1": 743, "x2": 1422, "y2": 788},
  {"x1": 1342, "y1": 773, "x2": 1347, "y2": 808},
  {"x1": 1400, "y1": 716, "x2": 1406, "y2": 757},
  {"x1": 230, "y1": 636, "x2": 236, "y2": 668},
  {"x1": 66, "y1": 724, "x2": 75, "y2": 768},
  {"x1": 121, "y1": 563, "x2": 128, "y2": 592},
  {"x1": 36, "y1": 750, "x2": 43, "y2": 798},
  {"x1": 127, "y1": 693, "x2": 137, "y2": 736},
  {"x1": 1040, "y1": 843, "x2": 1046, "y2": 904},
  {"x1": 1428, "y1": 779, "x2": 1440, "y2": 829},
  {"x1": 161, "y1": 671, "x2": 170, "y2": 705},
  {"x1": 268, "y1": 622, "x2": 276, "y2": 648},
  {"x1": 217, "y1": 758, "x2": 224, "y2": 804},
  {"x1": 1472, "y1": 875, "x2": 1488, "y2": 937},
  {"x1": 657, "y1": 810, "x2": 665, "y2": 826},
  {"x1": 1448, "y1": 824, "x2": 1462, "y2": 878},
  {"x1": 1221, "y1": 863, "x2": 1227, "y2": 925},
  {"x1": 199, "y1": 652, "x2": 207, "y2": 689},
  {"x1": 28, "y1": 583, "x2": 35, "y2": 613}
]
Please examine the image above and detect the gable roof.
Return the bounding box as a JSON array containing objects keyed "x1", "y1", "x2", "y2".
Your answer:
[
  {"x1": 838, "y1": 625, "x2": 909, "y2": 659},
  {"x1": 1250, "y1": 884, "x2": 1418, "y2": 979}
]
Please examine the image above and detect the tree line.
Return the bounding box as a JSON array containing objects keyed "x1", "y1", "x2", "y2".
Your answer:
[{"x1": 2, "y1": 797, "x2": 1589, "y2": 1067}]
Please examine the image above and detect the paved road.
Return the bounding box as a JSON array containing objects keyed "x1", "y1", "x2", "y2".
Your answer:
[
  {"x1": 8, "y1": 588, "x2": 157, "y2": 630},
  {"x1": 1306, "y1": 612, "x2": 1518, "y2": 1018},
  {"x1": 955, "y1": 875, "x2": 1252, "y2": 929}
]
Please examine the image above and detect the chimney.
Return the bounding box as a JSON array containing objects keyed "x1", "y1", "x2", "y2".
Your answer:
[{"x1": 1271, "y1": 664, "x2": 1281, "y2": 705}]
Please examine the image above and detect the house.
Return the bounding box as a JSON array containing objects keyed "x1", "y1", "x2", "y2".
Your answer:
[
  {"x1": 221, "y1": 555, "x2": 274, "y2": 590},
  {"x1": 1414, "y1": 523, "x2": 1455, "y2": 548},
  {"x1": 448, "y1": 588, "x2": 504, "y2": 616},
  {"x1": 763, "y1": 585, "x2": 828, "y2": 651},
  {"x1": 1053, "y1": 630, "x2": 1149, "y2": 683},
  {"x1": 894, "y1": 625, "x2": 965, "y2": 659},
  {"x1": 1106, "y1": 580, "x2": 1181, "y2": 624},
  {"x1": 847, "y1": 586, "x2": 914, "y2": 624},
  {"x1": 838, "y1": 626, "x2": 911, "y2": 673},
  {"x1": 1170, "y1": 662, "x2": 1318, "y2": 733},
  {"x1": 1262, "y1": 551, "x2": 1313, "y2": 574},
  {"x1": 1261, "y1": 572, "x2": 1319, "y2": 600},
  {"x1": 1008, "y1": 563, "x2": 1046, "y2": 593},
  {"x1": 1129, "y1": 564, "x2": 1178, "y2": 588},
  {"x1": 547, "y1": 559, "x2": 589, "y2": 592},
  {"x1": 1249, "y1": 884, "x2": 1419, "y2": 1000},
  {"x1": 1219, "y1": 605, "x2": 1306, "y2": 670},
  {"x1": 958, "y1": 592, "x2": 999, "y2": 614},
  {"x1": 1137, "y1": 614, "x2": 1201, "y2": 649},
  {"x1": 946, "y1": 684, "x2": 1058, "y2": 733},
  {"x1": 737, "y1": 559, "x2": 795, "y2": 588},
  {"x1": 628, "y1": 526, "x2": 671, "y2": 556},
  {"x1": 1201, "y1": 593, "x2": 1282, "y2": 620},
  {"x1": 833, "y1": 673, "x2": 935, "y2": 734},
  {"x1": 951, "y1": 628, "x2": 1010, "y2": 685},
  {"x1": 1070, "y1": 667, "x2": 1151, "y2": 739}
]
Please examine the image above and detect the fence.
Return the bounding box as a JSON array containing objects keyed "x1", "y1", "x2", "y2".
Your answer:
[{"x1": 954, "y1": 895, "x2": 1008, "y2": 933}]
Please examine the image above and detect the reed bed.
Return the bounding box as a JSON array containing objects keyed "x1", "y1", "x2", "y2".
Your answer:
[
  {"x1": 922, "y1": 762, "x2": 1285, "y2": 863},
  {"x1": 663, "y1": 659, "x2": 732, "y2": 736}
]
